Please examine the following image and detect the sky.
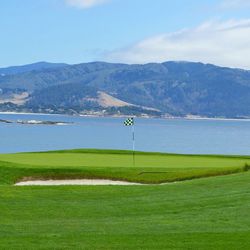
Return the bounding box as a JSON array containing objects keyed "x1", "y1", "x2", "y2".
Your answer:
[{"x1": 1, "y1": 0, "x2": 250, "y2": 68}]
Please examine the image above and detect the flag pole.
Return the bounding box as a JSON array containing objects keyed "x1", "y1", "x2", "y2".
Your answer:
[
  {"x1": 132, "y1": 122, "x2": 135, "y2": 167},
  {"x1": 124, "y1": 117, "x2": 135, "y2": 167}
]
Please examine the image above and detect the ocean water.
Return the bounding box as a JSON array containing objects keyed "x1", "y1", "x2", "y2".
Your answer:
[{"x1": 1, "y1": 113, "x2": 250, "y2": 155}]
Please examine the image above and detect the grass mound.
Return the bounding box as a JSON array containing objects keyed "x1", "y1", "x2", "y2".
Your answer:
[{"x1": 0, "y1": 149, "x2": 250, "y2": 185}]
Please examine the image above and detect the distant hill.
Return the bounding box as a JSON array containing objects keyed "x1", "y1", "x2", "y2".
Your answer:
[
  {"x1": 1, "y1": 61, "x2": 250, "y2": 118},
  {"x1": 0, "y1": 62, "x2": 68, "y2": 76}
]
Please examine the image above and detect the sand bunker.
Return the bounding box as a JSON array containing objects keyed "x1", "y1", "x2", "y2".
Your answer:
[{"x1": 15, "y1": 179, "x2": 143, "y2": 186}]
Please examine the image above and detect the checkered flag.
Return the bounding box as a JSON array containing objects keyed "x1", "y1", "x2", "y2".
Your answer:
[
  {"x1": 124, "y1": 117, "x2": 135, "y2": 166},
  {"x1": 124, "y1": 118, "x2": 134, "y2": 126}
]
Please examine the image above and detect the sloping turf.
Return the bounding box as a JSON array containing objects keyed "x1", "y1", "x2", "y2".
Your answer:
[
  {"x1": 1, "y1": 149, "x2": 250, "y2": 184},
  {"x1": 1, "y1": 149, "x2": 250, "y2": 249}
]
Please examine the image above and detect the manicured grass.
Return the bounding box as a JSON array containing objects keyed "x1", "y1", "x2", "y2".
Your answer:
[
  {"x1": 1, "y1": 149, "x2": 250, "y2": 184},
  {"x1": 1, "y1": 149, "x2": 250, "y2": 249}
]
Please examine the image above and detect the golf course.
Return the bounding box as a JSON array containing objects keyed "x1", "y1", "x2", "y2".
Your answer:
[{"x1": 1, "y1": 149, "x2": 250, "y2": 249}]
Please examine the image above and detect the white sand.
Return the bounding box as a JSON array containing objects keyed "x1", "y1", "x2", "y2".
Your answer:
[{"x1": 15, "y1": 179, "x2": 143, "y2": 186}]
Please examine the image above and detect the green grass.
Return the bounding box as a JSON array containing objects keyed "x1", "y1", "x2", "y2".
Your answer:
[
  {"x1": 1, "y1": 149, "x2": 250, "y2": 249},
  {"x1": 1, "y1": 149, "x2": 250, "y2": 184}
]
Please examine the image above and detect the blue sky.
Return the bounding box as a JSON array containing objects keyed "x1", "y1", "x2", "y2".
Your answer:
[{"x1": 1, "y1": 0, "x2": 250, "y2": 68}]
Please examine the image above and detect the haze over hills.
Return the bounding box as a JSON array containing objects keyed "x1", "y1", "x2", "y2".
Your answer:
[
  {"x1": 0, "y1": 61, "x2": 250, "y2": 118},
  {"x1": 0, "y1": 62, "x2": 68, "y2": 76}
]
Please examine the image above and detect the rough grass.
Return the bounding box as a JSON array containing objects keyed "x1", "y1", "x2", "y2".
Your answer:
[{"x1": 1, "y1": 149, "x2": 250, "y2": 249}]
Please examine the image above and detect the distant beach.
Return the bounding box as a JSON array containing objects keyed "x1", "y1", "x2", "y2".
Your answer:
[{"x1": 1, "y1": 111, "x2": 250, "y2": 122}]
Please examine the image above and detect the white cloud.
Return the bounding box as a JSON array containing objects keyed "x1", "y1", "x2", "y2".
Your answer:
[
  {"x1": 220, "y1": 0, "x2": 250, "y2": 9},
  {"x1": 65, "y1": 0, "x2": 110, "y2": 9},
  {"x1": 105, "y1": 19, "x2": 250, "y2": 69}
]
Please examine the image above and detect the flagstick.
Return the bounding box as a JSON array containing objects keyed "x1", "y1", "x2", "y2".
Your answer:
[{"x1": 132, "y1": 123, "x2": 135, "y2": 167}]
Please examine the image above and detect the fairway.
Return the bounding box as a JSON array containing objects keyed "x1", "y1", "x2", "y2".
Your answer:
[{"x1": 1, "y1": 149, "x2": 250, "y2": 249}]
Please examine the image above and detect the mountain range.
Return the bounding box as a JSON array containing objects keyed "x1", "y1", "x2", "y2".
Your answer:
[{"x1": 0, "y1": 61, "x2": 250, "y2": 118}]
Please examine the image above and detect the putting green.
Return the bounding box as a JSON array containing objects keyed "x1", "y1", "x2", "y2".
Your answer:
[{"x1": 0, "y1": 149, "x2": 250, "y2": 184}]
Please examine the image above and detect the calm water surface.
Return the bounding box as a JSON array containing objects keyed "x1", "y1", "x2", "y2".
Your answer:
[{"x1": 1, "y1": 113, "x2": 250, "y2": 155}]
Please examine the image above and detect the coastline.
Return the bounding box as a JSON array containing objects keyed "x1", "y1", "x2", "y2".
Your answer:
[
  {"x1": 1, "y1": 111, "x2": 250, "y2": 122},
  {"x1": 183, "y1": 116, "x2": 250, "y2": 122},
  {"x1": 0, "y1": 111, "x2": 64, "y2": 116}
]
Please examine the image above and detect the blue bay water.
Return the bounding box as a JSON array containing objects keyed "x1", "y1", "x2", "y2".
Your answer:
[{"x1": 1, "y1": 113, "x2": 250, "y2": 155}]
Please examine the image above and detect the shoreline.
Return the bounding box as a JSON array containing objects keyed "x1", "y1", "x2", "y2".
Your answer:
[
  {"x1": 0, "y1": 111, "x2": 64, "y2": 116},
  {"x1": 1, "y1": 111, "x2": 250, "y2": 122}
]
